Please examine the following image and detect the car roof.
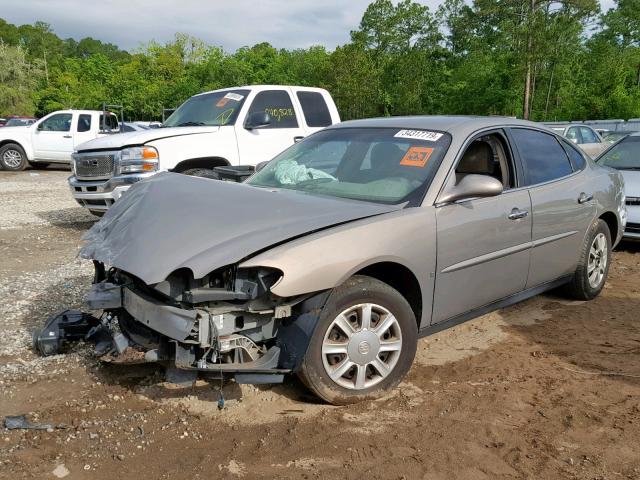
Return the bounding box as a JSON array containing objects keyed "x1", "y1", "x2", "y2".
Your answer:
[{"x1": 329, "y1": 115, "x2": 547, "y2": 134}]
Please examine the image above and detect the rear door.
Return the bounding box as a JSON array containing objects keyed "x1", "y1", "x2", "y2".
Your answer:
[
  {"x1": 292, "y1": 89, "x2": 339, "y2": 136},
  {"x1": 32, "y1": 112, "x2": 75, "y2": 162},
  {"x1": 432, "y1": 130, "x2": 532, "y2": 323},
  {"x1": 73, "y1": 113, "x2": 96, "y2": 149},
  {"x1": 235, "y1": 88, "x2": 307, "y2": 165},
  {"x1": 508, "y1": 128, "x2": 595, "y2": 287}
]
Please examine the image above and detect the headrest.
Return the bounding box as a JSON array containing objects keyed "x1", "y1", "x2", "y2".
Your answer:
[{"x1": 457, "y1": 141, "x2": 494, "y2": 175}]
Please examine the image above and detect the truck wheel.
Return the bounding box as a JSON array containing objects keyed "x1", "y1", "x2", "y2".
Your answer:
[
  {"x1": 0, "y1": 143, "x2": 28, "y2": 171},
  {"x1": 564, "y1": 219, "x2": 611, "y2": 300},
  {"x1": 298, "y1": 275, "x2": 417, "y2": 405},
  {"x1": 182, "y1": 168, "x2": 220, "y2": 180}
]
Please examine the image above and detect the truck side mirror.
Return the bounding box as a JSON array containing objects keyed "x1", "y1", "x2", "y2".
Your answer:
[
  {"x1": 255, "y1": 161, "x2": 269, "y2": 172},
  {"x1": 245, "y1": 111, "x2": 271, "y2": 130}
]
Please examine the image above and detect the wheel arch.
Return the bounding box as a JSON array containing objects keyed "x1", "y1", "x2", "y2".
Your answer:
[
  {"x1": 0, "y1": 139, "x2": 30, "y2": 159},
  {"x1": 354, "y1": 261, "x2": 422, "y2": 328},
  {"x1": 599, "y1": 211, "x2": 618, "y2": 244},
  {"x1": 171, "y1": 157, "x2": 230, "y2": 173}
]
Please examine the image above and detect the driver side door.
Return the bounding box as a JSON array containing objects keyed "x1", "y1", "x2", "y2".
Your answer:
[
  {"x1": 432, "y1": 131, "x2": 532, "y2": 324},
  {"x1": 32, "y1": 113, "x2": 75, "y2": 162}
]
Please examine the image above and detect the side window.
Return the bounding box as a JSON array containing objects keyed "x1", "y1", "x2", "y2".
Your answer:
[
  {"x1": 455, "y1": 133, "x2": 515, "y2": 189},
  {"x1": 247, "y1": 90, "x2": 298, "y2": 129},
  {"x1": 566, "y1": 127, "x2": 581, "y2": 144},
  {"x1": 99, "y1": 114, "x2": 119, "y2": 131},
  {"x1": 560, "y1": 140, "x2": 587, "y2": 171},
  {"x1": 511, "y1": 128, "x2": 573, "y2": 185},
  {"x1": 296, "y1": 91, "x2": 332, "y2": 127},
  {"x1": 77, "y1": 114, "x2": 92, "y2": 133},
  {"x1": 580, "y1": 127, "x2": 598, "y2": 144},
  {"x1": 39, "y1": 113, "x2": 72, "y2": 132}
]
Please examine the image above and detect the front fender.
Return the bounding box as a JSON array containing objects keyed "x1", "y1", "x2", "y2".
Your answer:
[{"x1": 240, "y1": 207, "x2": 436, "y2": 322}]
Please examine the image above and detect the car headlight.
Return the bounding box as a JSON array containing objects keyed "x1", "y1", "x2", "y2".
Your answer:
[
  {"x1": 71, "y1": 152, "x2": 77, "y2": 175},
  {"x1": 118, "y1": 146, "x2": 159, "y2": 174}
]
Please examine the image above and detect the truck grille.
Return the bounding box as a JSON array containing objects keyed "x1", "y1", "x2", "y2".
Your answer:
[
  {"x1": 74, "y1": 153, "x2": 116, "y2": 180},
  {"x1": 626, "y1": 222, "x2": 640, "y2": 234},
  {"x1": 626, "y1": 197, "x2": 640, "y2": 206}
]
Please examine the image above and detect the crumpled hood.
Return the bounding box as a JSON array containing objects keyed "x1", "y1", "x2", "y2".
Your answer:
[
  {"x1": 80, "y1": 173, "x2": 399, "y2": 285},
  {"x1": 75, "y1": 126, "x2": 220, "y2": 151}
]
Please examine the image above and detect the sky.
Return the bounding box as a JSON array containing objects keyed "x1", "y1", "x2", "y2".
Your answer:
[{"x1": 0, "y1": 0, "x2": 617, "y2": 53}]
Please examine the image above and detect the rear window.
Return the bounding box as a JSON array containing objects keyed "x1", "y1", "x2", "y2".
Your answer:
[
  {"x1": 296, "y1": 91, "x2": 332, "y2": 127},
  {"x1": 99, "y1": 114, "x2": 119, "y2": 131},
  {"x1": 598, "y1": 136, "x2": 640, "y2": 170}
]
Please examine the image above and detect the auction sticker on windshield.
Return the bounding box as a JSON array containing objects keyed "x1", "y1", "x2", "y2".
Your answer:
[
  {"x1": 400, "y1": 146, "x2": 434, "y2": 167},
  {"x1": 394, "y1": 129, "x2": 443, "y2": 142}
]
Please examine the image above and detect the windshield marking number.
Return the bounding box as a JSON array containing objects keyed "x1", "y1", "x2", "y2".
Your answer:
[{"x1": 394, "y1": 130, "x2": 443, "y2": 142}]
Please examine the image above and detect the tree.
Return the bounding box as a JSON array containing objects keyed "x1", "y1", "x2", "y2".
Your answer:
[{"x1": 0, "y1": 43, "x2": 43, "y2": 115}]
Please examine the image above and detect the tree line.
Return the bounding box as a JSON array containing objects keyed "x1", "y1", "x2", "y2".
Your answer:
[{"x1": 1, "y1": 0, "x2": 639, "y2": 122}]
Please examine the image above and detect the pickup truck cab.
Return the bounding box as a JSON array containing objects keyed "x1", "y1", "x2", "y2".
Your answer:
[
  {"x1": 0, "y1": 109, "x2": 119, "y2": 171},
  {"x1": 69, "y1": 85, "x2": 340, "y2": 215}
]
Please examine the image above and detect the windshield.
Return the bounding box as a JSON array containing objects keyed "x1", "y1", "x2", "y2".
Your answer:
[
  {"x1": 164, "y1": 89, "x2": 249, "y2": 127},
  {"x1": 597, "y1": 136, "x2": 640, "y2": 170},
  {"x1": 6, "y1": 118, "x2": 33, "y2": 126},
  {"x1": 246, "y1": 127, "x2": 452, "y2": 204}
]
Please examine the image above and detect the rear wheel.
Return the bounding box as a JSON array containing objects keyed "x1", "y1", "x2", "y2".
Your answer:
[
  {"x1": 564, "y1": 219, "x2": 611, "y2": 300},
  {"x1": 298, "y1": 275, "x2": 417, "y2": 405},
  {"x1": 0, "y1": 143, "x2": 28, "y2": 171},
  {"x1": 181, "y1": 168, "x2": 220, "y2": 180}
]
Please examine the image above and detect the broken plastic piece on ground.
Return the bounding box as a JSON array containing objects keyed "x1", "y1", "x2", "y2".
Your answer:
[
  {"x1": 4, "y1": 414, "x2": 66, "y2": 430},
  {"x1": 33, "y1": 310, "x2": 111, "y2": 357}
]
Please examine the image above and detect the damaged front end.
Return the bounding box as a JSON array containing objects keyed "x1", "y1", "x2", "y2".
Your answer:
[{"x1": 40, "y1": 261, "x2": 328, "y2": 384}]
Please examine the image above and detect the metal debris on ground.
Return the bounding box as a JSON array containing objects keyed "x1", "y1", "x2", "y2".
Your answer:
[{"x1": 3, "y1": 414, "x2": 66, "y2": 431}]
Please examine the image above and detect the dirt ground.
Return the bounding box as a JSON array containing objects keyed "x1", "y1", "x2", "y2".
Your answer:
[{"x1": 1, "y1": 169, "x2": 639, "y2": 480}]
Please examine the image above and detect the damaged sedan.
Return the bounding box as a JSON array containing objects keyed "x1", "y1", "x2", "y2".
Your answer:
[{"x1": 37, "y1": 116, "x2": 626, "y2": 405}]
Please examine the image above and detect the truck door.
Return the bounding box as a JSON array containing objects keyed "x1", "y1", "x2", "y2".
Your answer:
[
  {"x1": 74, "y1": 113, "x2": 97, "y2": 150},
  {"x1": 32, "y1": 112, "x2": 75, "y2": 162},
  {"x1": 235, "y1": 89, "x2": 307, "y2": 165}
]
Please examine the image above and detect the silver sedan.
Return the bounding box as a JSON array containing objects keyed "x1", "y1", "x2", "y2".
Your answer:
[{"x1": 79, "y1": 116, "x2": 626, "y2": 404}]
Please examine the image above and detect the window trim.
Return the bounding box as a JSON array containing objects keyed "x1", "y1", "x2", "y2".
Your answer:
[
  {"x1": 558, "y1": 137, "x2": 588, "y2": 172},
  {"x1": 506, "y1": 126, "x2": 580, "y2": 189},
  {"x1": 245, "y1": 89, "x2": 300, "y2": 129}
]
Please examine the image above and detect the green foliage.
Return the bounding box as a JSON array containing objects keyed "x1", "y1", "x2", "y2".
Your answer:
[{"x1": 1, "y1": 0, "x2": 640, "y2": 122}]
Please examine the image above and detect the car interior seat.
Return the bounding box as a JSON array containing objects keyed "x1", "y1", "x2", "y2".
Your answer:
[{"x1": 456, "y1": 140, "x2": 499, "y2": 184}]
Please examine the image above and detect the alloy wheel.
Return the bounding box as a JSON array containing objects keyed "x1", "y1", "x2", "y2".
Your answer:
[
  {"x1": 587, "y1": 232, "x2": 608, "y2": 288},
  {"x1": 2, "y1": 149, "x2": 22, "y2": 168},
  {"x1": 321, "y1": 303, "x2": 402, "y2": 390}
]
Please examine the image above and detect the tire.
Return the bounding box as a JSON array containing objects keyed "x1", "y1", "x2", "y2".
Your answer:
[
  {"x1": 564, "y1": 219, "x2": 611, "y2": 300},
  {"x1": 298, "y1": 275, "x2": 418, "y2": 405},
  {"x1": 0, "y1": 143, "x2": 28, "y2": 171},
  {"x1": 29, "y1": 162, "x2": 50, "y2": 169},
  {"x1": 181, "y1": 168, "x2": 220, "y2": 180}
]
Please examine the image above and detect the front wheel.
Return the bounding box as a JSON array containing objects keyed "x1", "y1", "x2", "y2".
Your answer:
[
  {"x1": 565, "y1": 219, "x2": 611, "y2": 300},
  {"x1": 0, "y1": 143, "x2": 28, "y2": 171},
  {"x1": 298, "y1": 275, "x2": 418, "y2": 405}
]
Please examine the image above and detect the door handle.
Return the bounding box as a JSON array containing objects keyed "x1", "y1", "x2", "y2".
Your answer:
[
  {"x1": 293, "y1": 136, "x2": 304, "y2": 143},
  {"x1": 63, "y1": 135, "x2": 72, "y2": 138},
  {"x1": 508, "y1": 208, "x2": 529, "y2": 220},
  {"x1": 578, "y1": 192, "x2": 593, "y2": 204}
]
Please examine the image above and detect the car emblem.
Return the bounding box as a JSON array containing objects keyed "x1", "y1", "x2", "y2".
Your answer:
[{"x1": 358, "y1": 341, "x2": 370, "y2": 355}]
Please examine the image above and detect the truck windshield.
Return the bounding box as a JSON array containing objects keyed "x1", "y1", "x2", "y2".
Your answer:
[
  {"x1": 247, "y1": 127, "x2": 452, "y2": 205},
  {"x1": 164, "y1": 89, "x2": 250, "y2": 127}
]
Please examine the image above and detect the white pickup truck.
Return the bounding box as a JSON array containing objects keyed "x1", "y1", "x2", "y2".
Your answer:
[
  {"x1": 0, "y1": 110, "x2": 120, "y2": 170},
  {"x1": 69, "y1": 85, "x2": 340, "y2": 215}
]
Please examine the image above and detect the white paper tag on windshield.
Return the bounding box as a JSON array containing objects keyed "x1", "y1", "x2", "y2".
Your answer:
[
  {"x1": 224, "y1": 92, "x2": 244, "y2": 102},
  {"x1": 394, "y1": 129, "x2": 443, "y2": 142}
]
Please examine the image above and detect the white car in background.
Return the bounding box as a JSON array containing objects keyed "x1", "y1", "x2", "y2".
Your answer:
[{"x1": 0, "y1": 110, "x2": 120, "y2": 170}]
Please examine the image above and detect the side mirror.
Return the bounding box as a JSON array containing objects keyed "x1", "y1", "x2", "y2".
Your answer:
[
  {"x1": 245, "y1": 111, "x2": 271, "y2": 130},
  {"x1": 438, "y1": 174, "x2": 503, "y2": 204},
  {"x1": 255, "y1": 160, "x2": 269, "y2": 172}
]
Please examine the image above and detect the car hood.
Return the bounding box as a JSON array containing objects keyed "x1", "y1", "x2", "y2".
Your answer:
[
  {"x1": 75, "y1": 126, "x2": 221, "y2": 151},
  {"x1": 80, "y1": 173, "x2": 400, "y2": 285}
]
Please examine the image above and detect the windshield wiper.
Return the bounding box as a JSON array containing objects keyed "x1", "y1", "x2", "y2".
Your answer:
[{"x1": 175, "y1": 121, "x2": 206, "y2": 127}]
